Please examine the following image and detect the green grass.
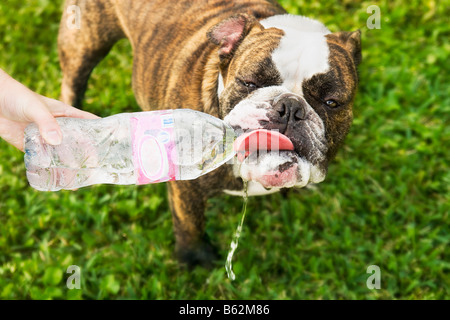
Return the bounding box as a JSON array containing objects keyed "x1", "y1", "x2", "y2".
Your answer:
[{"x1": 0, "y1": 0, "x2": 448, "y2": 299}]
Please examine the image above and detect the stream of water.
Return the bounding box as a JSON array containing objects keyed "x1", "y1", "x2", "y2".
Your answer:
[{"x1": 225, "y1": 179, "x2": 249, "y2": 281}]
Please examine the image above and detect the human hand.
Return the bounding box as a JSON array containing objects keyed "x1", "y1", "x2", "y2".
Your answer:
[{"x1": 0, "y1": 69, "x2": 99, "y2": 151}]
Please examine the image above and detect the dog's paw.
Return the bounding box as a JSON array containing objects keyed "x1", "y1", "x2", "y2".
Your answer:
[{"x1": 175, "y1": 237, "x2": 219, "y2": 269}]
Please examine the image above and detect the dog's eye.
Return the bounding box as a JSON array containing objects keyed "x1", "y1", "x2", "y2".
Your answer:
[
  {"x1": 244, "y1": 81, "x2": 258, "y2": 90},
  {"x1": 237, "y1": 78, "x2": 258, "y2": 91},
  {"x1": 325, "y1": 99, "x2": 339, "y2": 108}
]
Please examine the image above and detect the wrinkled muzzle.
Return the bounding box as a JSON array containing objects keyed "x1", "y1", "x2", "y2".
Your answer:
[{"x1": 224, "y1": 87, "x2": 328, "y2": 189}]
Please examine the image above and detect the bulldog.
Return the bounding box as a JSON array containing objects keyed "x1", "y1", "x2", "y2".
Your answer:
[{"x1": 58, "y1": 0, "x2": 361, "y2": 267}]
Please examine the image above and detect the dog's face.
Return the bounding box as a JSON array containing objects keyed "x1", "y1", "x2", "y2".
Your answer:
[{"x1": 208, "y1": 14, "x2": 361, "y2": 191}]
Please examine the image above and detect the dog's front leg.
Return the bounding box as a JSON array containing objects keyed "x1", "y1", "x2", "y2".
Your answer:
[{"x1": 167, "y1": 180, "x2": 217, "y2": 268}]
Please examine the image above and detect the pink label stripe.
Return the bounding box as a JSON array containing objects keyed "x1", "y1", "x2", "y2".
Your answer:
[{"x1": 130, "y1": 111, "x2": 178, "y2": 185}]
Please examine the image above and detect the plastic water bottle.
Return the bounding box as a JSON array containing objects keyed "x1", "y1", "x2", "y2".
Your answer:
[{"x1": 24, "y1": 109, "x2": 237, "y2": 191}]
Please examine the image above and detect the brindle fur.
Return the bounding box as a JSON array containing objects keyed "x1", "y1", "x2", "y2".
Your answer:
[{"x1": 58, "y1": 0, "x2": 360, "y2": 267}]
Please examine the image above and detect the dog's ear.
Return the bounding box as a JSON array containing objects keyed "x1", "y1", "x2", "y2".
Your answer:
[
  {"x1": 207, "y1": 14, "x2": 261, "y2": 60},
  {"x1": 327, "y1": 30, "x2": 362, "y2": 66}
]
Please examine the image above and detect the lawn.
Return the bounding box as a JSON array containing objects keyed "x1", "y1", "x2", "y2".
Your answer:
[{"x1": 0, "y1": 0, "x2": 448, "y2": 299}]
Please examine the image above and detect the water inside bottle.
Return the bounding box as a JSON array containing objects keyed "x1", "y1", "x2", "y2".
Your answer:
[
  {"x1": 24, "y1": 117, "x2": 136, "y2": 191},
  {"x1": 175, "y1": 124, "x2": 236, "y2": 180},
  {"x1": 225, "y1": 179, "x2": 248, "y2": 281}
]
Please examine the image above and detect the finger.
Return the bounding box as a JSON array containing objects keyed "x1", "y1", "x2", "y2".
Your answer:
[
  {"x1": 42, "y1": 97, "x2": 100, "y2": 119},
  {"x1": 23, "y1": 98, "x2": 63, "y2": 146}
]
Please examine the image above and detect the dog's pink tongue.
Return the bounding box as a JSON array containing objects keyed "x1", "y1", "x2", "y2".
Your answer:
[{"x1": 234, "y1": 129, "x2": 294, "y2": 162}]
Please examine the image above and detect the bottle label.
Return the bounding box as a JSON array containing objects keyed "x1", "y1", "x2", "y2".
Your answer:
[{"x1": 130, "y1": 110, "x2": 178, "y2": 185}]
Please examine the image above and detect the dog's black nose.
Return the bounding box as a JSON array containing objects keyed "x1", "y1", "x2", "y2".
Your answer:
[{"x1": 274, "y1": 96, "x2": 307, "y2": 123}]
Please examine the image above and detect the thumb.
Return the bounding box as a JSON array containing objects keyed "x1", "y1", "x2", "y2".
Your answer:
[{"x1": 25, "y1": 99, "x2": 63, "y2": 145}]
